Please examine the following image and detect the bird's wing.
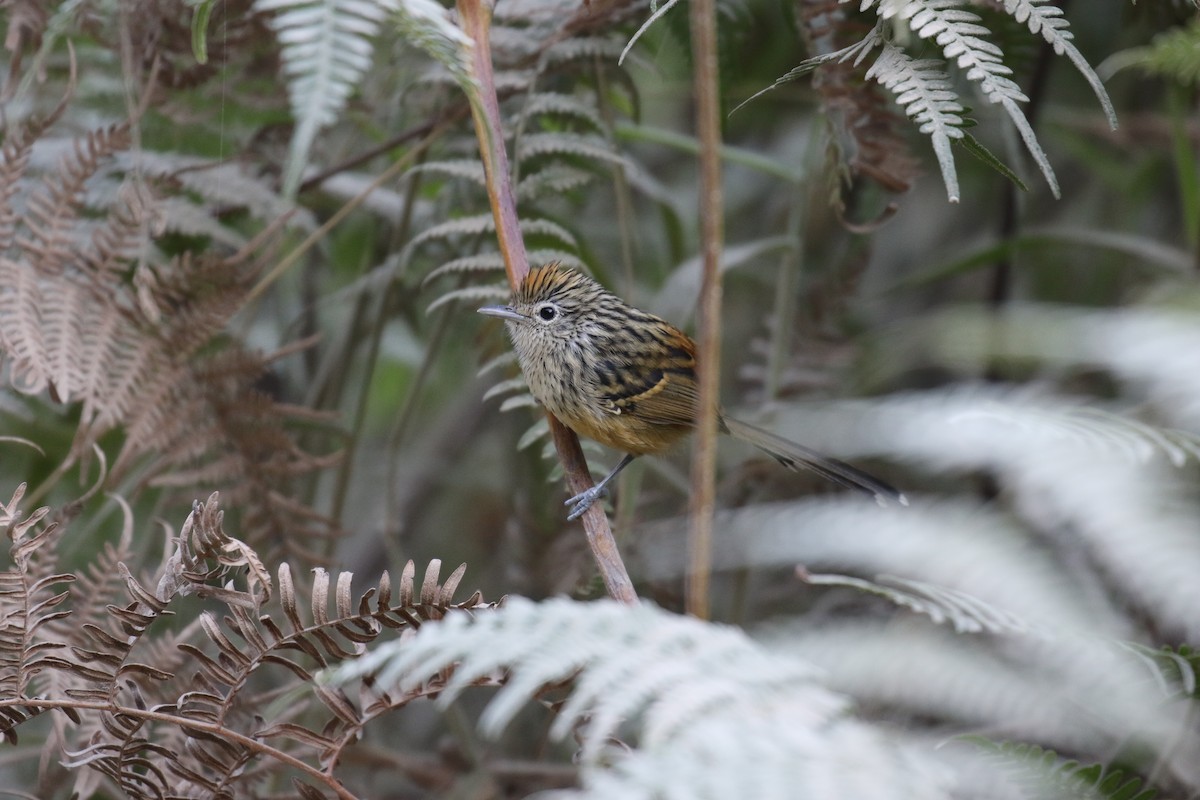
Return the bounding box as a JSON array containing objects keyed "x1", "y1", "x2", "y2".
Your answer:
[
  {"x1": 595, "y1": 328, "x2": 699, "y2": 427},
  {"x1": 602, "y1": 365, "x2": 698, "y2": 426}
]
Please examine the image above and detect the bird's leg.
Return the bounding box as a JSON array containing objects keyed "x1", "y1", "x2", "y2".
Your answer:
[{"x1": 566, "y1": 454, "x2": 636, "y2": 521}]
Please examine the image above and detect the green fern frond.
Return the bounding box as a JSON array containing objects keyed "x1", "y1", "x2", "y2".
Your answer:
[
  {"x1": 539, "y1": 35, "x2": 627, "y2": 68},
  {"x1": 1122, "y1": 643, "x2": 1200, "y2": 699},
  {"x1": 520, "y1": 92, "x2": 608, "y2": 133},
  {"x1": 517, "y1": 164, "x2": 598, "y2": 199},
  {"x1": 515, "y1": 132, "x2": 632, "y2": 170},
  {"x1": 966, "y1": 737, "x2": 1158, "y2": 800},
  {"x1": 499, "y1": 393, "x2": 540, "y2": 413},
  {"x1": 482, "y1": 376, "x2": 528, "y2": 403},
  {"x1": 1102, "y1": 16, "x2": 1200, "y2": 85}
]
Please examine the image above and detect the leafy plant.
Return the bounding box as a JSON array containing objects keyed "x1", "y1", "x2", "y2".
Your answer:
[{"x1": 2, "y1": 1, "x2": 1199, "y2": 798}]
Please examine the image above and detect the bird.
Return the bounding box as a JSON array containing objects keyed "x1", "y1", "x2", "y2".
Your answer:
[{"x1": 478, "y1": 263, "x2": 905, "y2": 520}]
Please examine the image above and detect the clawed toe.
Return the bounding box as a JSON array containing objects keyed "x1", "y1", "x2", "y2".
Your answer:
[{"x1": 565, "y1": 485, "x2": 608, "y2": 521}]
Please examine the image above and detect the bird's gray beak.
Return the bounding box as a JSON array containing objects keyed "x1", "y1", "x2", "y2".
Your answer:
[{"x1": 477, "y1": 305, "x2": 527, "y2": 323}]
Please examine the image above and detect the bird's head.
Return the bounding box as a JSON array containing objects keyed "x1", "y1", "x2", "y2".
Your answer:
[{"x1": 477, "y1": 263, "x2": 615, "y2": 358}]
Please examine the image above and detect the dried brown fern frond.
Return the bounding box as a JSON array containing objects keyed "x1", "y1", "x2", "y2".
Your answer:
[
  {"x1": 14, "y1": 492, "x2": 498, "y2": 799},
  {"x1": 0, "y1": 483, "x2": 75, "y2": 742},
  {"x1": 0, "y1": 114, "x2": 338, "y2": 556},
  {"x1": 19, "y1": 124, "x2": 133, "y2": 278}
]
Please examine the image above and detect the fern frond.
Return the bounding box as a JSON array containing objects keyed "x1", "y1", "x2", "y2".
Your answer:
[
  {"x1": 404, "y1": 214, "x2": 579, "y2": 269},
  {"x1": 336, "y1": 597, "x2": 949, "y2": 798},
  {"x1": 392, "y1": 0, "x2": 475, "y2": 90},
  {"x1": 862, "y1": 0, "x2": 1059, "y2": 196},
  {"x1": 635, "y1": 494, "x2": 1122, "y2": 634},
  {"x1": 539, "y1": 35, "x2": 627, "y2": 68},
  {"x1": 1101, "y1": 15, "x2": 1200, "y2": 85},
  {"x1": 50, "y1": 492, "x2": 495, "y2": 795},
  {"x1": 515, "y1": 132, "x2": 632, "y2": 170},
  {"x1": 426, "y1": 283, "x2": 510, "y2": 312},
  {"x1": 802, "y1": 572, "x2": 1039, "y2": 636},
  {"x1": 482, "y1": 376, "x2": 528, "y2": 403},
  {"x1": 409, "y1": 158, "x2": 489, "y2": 186},
  {"x1": 519, "y1": 92, "x2": 607, "y2": 133},
  {"x1": 865, "y1": 42, "x2": 965, "y2": 201},
  {"x1": 254, "y1": 0, "x2": 399, "y2": 195},
  {"x1": 1121, "y1": 643, "x2": 1200, "y2": 700},
  {"x1": 516, "y1": 164, "x2": 597, "y2": 200},
  {"x1": 0, "y1": 488, "x2": 72, "y2": 719},
  {"x1": 19, "y1": 124, "x2": 131, "y2": 277},
  {"x1": 136, "y1": 151, "x2": 308, "y2": 228},
  {"x1": 1002, "y1": 0, "x2": 1117, "y2": 127},
  {"x1": 750, "y1": 382, "x2": 1200, "y2": 638},
  {"x1": 967, "y1": 737, "x2": 1157, "y2": 800},
  {"x1": 423, "y1": 249, "x2": 582, "y2": 286}
]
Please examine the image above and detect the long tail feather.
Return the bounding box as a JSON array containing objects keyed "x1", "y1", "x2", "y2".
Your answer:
[{"x1": 721, "y1": 416, "x2": 907, "y2": 506}]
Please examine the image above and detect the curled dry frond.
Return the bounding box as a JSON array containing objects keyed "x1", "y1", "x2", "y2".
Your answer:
[{"x1": 3, "y1": 490, "x2": 496, "y2": 797}]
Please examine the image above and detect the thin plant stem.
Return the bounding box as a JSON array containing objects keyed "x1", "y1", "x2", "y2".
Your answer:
[{"x1": 686, "y1": 0, "x2": 725, "y2": 621}]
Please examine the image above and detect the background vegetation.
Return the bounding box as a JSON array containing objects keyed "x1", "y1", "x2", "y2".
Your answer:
[{"x1": 1, "y1": 0, "x2": 1199, "y2": 797}]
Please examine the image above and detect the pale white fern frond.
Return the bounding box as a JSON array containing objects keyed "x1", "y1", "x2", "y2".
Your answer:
[
  {"x1": 255, "y1": 0, "x2": 399, "y2": 195},
  {"x1": 802, "y1": 572, "x2": 1041, "y2": 636},
  {"x1": 516, "y1": 416, "x2": 549, "y2": 450},
  {"x1": 900, "y1": 305, "x2": 1200, "y2": 428},
  {"x1": 634, "y1": 496, "x2": 1131, "y2": 637},
  {"x1": 421, "y1": 252, "x2": 508, "y2": 285},
  {"x1": 767, "y1": 621, "x2": 1200, "y2": 776},
  {"x1": 1003, "y1": 0, "x2": 1117, "y2": 128},
  {"x1": 334, "y1": 597, "x2": 953, "y2": 800},
  {"x1": 132, "y1": 153, "x2": 311, "y2": 230},
  {"x1": 476, "y1": 350, "x2": 518, "y2": 377},
  {"x1": 865, "y1": 42, "x2": 965, "y2": 201},
  {"x1": 861, "y1": 0, "x2": 1059, "y2": 196},
  {"x1": 759, "y1": 384, "x2": 1200, "y2": 640}
]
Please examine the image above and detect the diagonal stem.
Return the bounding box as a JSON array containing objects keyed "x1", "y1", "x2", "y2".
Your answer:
[{"x1": 456, "y1": 0, "x2": 637, "y2": 603}]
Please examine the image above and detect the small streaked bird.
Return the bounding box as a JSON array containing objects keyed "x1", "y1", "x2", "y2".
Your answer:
[{"x1": 479, "y1": 263, "x2": 905, "y2": 520}]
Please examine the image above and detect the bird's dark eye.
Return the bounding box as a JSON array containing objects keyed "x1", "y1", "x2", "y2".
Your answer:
[{"x1": 537, "y1": 305, "x2": 558, "y2": 322}]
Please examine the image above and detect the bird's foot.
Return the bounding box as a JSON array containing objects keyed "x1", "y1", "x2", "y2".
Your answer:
[{"x1": 565, "y1": 484, "x2": 608, "y2": 521}]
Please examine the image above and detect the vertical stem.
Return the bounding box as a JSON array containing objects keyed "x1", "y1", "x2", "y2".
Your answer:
[
  {"x1": 986, "y1": 0, "x2": 1064, "y2": 313},
  {"x1": 1166, "y1": 85, "x2": 1200, "y2": 261},
  {"x1": 457, "y1": 0, "x2": 526, "y2": 288},
  {"x1": 686, "y1": 0, "x2": 724, "y2": 620},
  {"x1": 457, "y1": 0, "x2": 637, "y2": 603}
]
